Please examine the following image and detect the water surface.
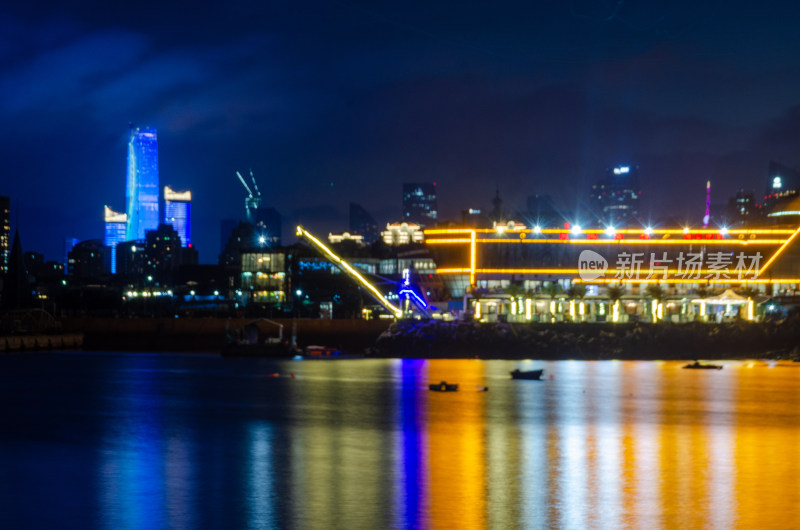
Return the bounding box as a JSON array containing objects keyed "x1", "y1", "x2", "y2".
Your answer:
[{"x1": 1, "y1": 353, "x2": 798, "y2": 528}]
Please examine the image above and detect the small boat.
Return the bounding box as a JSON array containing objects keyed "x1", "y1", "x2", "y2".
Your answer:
[
  {"x1": 222, "y1": 318, "x2": 300, "y2": 358},
  {"x1": 510, "y1": 369, "x2": 544, "y2": 380},
  {"x1": 683, "y1": 361, "x2": 723, "y2": 370},
  {"x1": 429, "y1": 381, "x2": 458, "y2": 392}
]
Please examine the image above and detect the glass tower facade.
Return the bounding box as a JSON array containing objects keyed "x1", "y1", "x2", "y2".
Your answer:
[
  {"x1": 126, "y1": 126, "x2": 159, "y2": 241},
  {"x1": 164, "y1": 186, "x2": 191, "y2": 247},
  {"x1": 104, "y1": 206, "x2": 127, "y2": 274},
  {"x1": 402, "y1": 183, "x2": 438, "y2": 228},
  {"x1": 589, "y1": 165, "x2": 642, "y2": 225}
]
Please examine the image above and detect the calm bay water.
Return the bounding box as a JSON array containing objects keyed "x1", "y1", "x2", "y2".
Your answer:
[{"x1": 1, "y1": 353, "x2": 798, "y2": 529}]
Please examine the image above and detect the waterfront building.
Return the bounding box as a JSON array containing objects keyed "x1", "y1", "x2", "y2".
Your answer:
[
  {"x1": 589, "y1": 165, "x2": 641, "y2": 225},
  {"x1": 104, "y1": 206, "x2": 127, "y2": 274},
  {"x1": 328, "y1": 232, "x2": 364, "y2": 245},
  {"x1": 126, "y1": 126, "x2": 159, "y2": 241},
  {"x1": 349, "y1": 203, "x2": 380, "y2": 244},
  {"x1": 402, "y1": 183, "x2": 438, "y2": 227},
  {"x1": 163, "y1": 186, "x2": 191, "y2": 247},
  {"x1": 382, "y1": 222, "x2": 425, "y2": 246},
  {"x1": 424, "y1": 223, "x2": 800, "y2": 322},
  {"x1": 240, "y1": 251, "x2": 287, "y2": 305},
  {"x1": 0, "y1": 196, "x2": 9, "y2": 274}
]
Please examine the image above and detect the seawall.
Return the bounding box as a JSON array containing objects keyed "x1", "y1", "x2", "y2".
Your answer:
[{"x1": 61, "y1": 317, "x2": 392, "y2": 353}]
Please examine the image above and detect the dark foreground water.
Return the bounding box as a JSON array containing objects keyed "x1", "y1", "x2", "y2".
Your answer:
[{"x1": 1, "y1": 353, "x2": 798, "y2": 529}]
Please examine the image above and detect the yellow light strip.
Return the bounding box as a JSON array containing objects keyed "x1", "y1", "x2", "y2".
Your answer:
[
  {"x1": 296, "y1": 226, "x2": 403, "y2": 318},
  {"x1": 574, "y1": 278, "x2": 800, "y2": 285},
  {"x1": 468, "y1": 238, "x2": 785, "y2": 245},
  {"x1": 436, "y1": 268, "x2": 761, "y2": 278},
  {"x1": 424, "y1": 227, "x2": 797, "y2": 236},
  {"x1": 470, "y1": 230, "x2": 476, "y2": 286},
  {"x1": 425, "y1": 238, "x2": 472, "y2": 244},
  {"x1": 426, "y1": 237, "x2": 787, "y2": 246},
  {"x1": 758, "y1": 224, "x2": 800, "y2": 275}
]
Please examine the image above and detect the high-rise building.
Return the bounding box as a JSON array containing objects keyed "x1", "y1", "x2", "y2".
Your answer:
[
  {"x1": 144, "y1": 223, "x2": 182, "y2": 282},
  {"x1": 402, "y1": 183, "x2": 438, "y2": 227},
  {"x1": 126, "y1": 126, "x2": 159, "y2": 241},
  {"x1": 349, "y1": 203, "x2": 379, "y2": 243},
  {"x1": 104, "y1": 206, "x2": 127, "y2": 274},
  {"x1": 0, "y1": 196, "x2": 9, "y2": 274},
  {"x1": 164, "y1": 186, "x2": 192, "y2": 247},
  {"x1": 764, "y1": 161, "x2": 800, "y2": 216},
  {"x1": 589, "y1": 165, "x2": 641, "y2": 225},
  {"x1": 64, "y1": 238, "x2": 80, "y2": 270},
  {"x1": 67, "y1": 239, "x2": 110, "y2": 280},
  {"x1": 726, "y1": 189, "x2": 761, "y2": 227}
]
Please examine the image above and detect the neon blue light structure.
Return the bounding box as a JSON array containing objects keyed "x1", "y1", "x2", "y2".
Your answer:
[{"x1": 126, "y1": 126, "x2": 159, "y2": 241}]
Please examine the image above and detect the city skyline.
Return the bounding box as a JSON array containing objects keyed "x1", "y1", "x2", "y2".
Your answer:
[{"x1": 4, "y1": 2, "x2": 800, "y2": 263}]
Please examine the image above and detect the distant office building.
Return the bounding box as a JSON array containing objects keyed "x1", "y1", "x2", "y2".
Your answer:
[
  {"x1": 67, "y1": 240, "x2": 110, "y2": 279},
  {"x1": 589, "y1": 165, "x2": 641, "y2": 224},
  {"x1": 726, "y1": 189, "x2": 761, "y2": 227},
  {"x1": 64, "y1": 238, "x2": 80, "y2": 270},
  {"x1": 253, "y1": 207, "x2": 282, "y2": 246},
  {"x1": 104, "y1": 206, "x2": 127, "y2": 274},
  {"x1": 764, "y1": 161, "x2": 800, "y2": 216},
  {"x1": 116, "y1": 240, "x2": 146, "y2": 278},
  {"x1": 349, "y1": 203, "x2": 380, "y2": 244},
  {"x1": 382, "y1": 222, "x2": 424, "y2": 246},
  {"x1": 126, "y1": 126, "x2": 160, "y2": 241},
  {"x1": 0, "y1": 196, "x2": 9, "y2": 274},
  {"x1": 163, "y1": 186, "x2": 192, "y2": 247},
  {"x1": 143, "y1": 223, "x2": 182, "y2": 281},
  {"x1": 402, "y1": 183, "x2": 438, "y2": 227}
]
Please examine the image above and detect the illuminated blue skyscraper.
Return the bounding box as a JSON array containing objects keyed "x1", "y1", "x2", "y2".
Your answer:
[
  {"x1": 104, "y1": 206, "x2": 127, "y2": 274},
  {"x1": 163, "y1": 186, "x2": 191, "y2": 247},
  {"x1": 126, "y1": 126, "x2": 159, "y2": 241}
]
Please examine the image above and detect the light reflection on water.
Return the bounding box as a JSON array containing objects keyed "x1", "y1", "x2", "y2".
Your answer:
[{"x1": 0, "y1": 353, "x2": 798, "y2": 529}]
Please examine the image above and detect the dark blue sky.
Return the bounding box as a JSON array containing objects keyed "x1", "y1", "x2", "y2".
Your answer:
[{"x1": 3, "y1": 1, "x2": 800, "y2": 263}]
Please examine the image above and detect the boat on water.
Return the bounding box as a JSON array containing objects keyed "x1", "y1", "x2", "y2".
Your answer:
[
  {"x1": 429, "y1": 381, "x2": 458, "y2": 392},
  {"x1": 683, "y1": 361, "x2": 723, "y2": 370},
  {"x1": 222, "y1": 318, "x2": 300, "y2": 358},
  {"x1": 510, "y1": 368, "x2": 544, "y2": 380}
]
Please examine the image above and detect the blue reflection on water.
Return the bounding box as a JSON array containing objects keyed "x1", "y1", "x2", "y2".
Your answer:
[
  {"x1": 98, "y1": 356, "x2": 166, "y2": 530},
  {"x1": 396, "y1": 358, "x2": 426, "y2": 529},
  {"x1": 247, "y1": 422, "x2": 276, "y2": 528}
]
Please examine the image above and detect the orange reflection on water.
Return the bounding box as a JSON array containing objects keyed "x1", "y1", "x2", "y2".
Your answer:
[
  {"x1": 426, "y1": 360, "x2": 487, "y2": 529},
  {"x1": 734, "y1": 364, "x2": 800, "y2": 528}
]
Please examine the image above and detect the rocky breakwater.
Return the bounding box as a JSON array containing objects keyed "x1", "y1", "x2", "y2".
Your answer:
[{"x1": 373, "y1": 317, "x2": 800, "y2": 360}]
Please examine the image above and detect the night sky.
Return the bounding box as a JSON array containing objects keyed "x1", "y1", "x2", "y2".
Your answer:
[{"x1": 4, "y1": 1, "x2": 800, "y2": 263}]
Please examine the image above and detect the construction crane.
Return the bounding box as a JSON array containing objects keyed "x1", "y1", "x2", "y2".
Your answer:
[
  {"x1": 236, "y1": 169, "x2": 262, "y2": 224},
  {"x1": 296, "y1": 225, "x2": 403, "y2": 318}
]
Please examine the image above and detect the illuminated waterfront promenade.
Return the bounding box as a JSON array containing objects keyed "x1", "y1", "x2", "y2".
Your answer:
[{"x1": 425, "y1": 224, "x2": 800, "y2": 323}]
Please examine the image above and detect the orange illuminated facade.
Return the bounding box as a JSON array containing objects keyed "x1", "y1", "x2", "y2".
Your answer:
[{"x1": 424, "y1": 224, "x2": 800, "y2": 322}]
